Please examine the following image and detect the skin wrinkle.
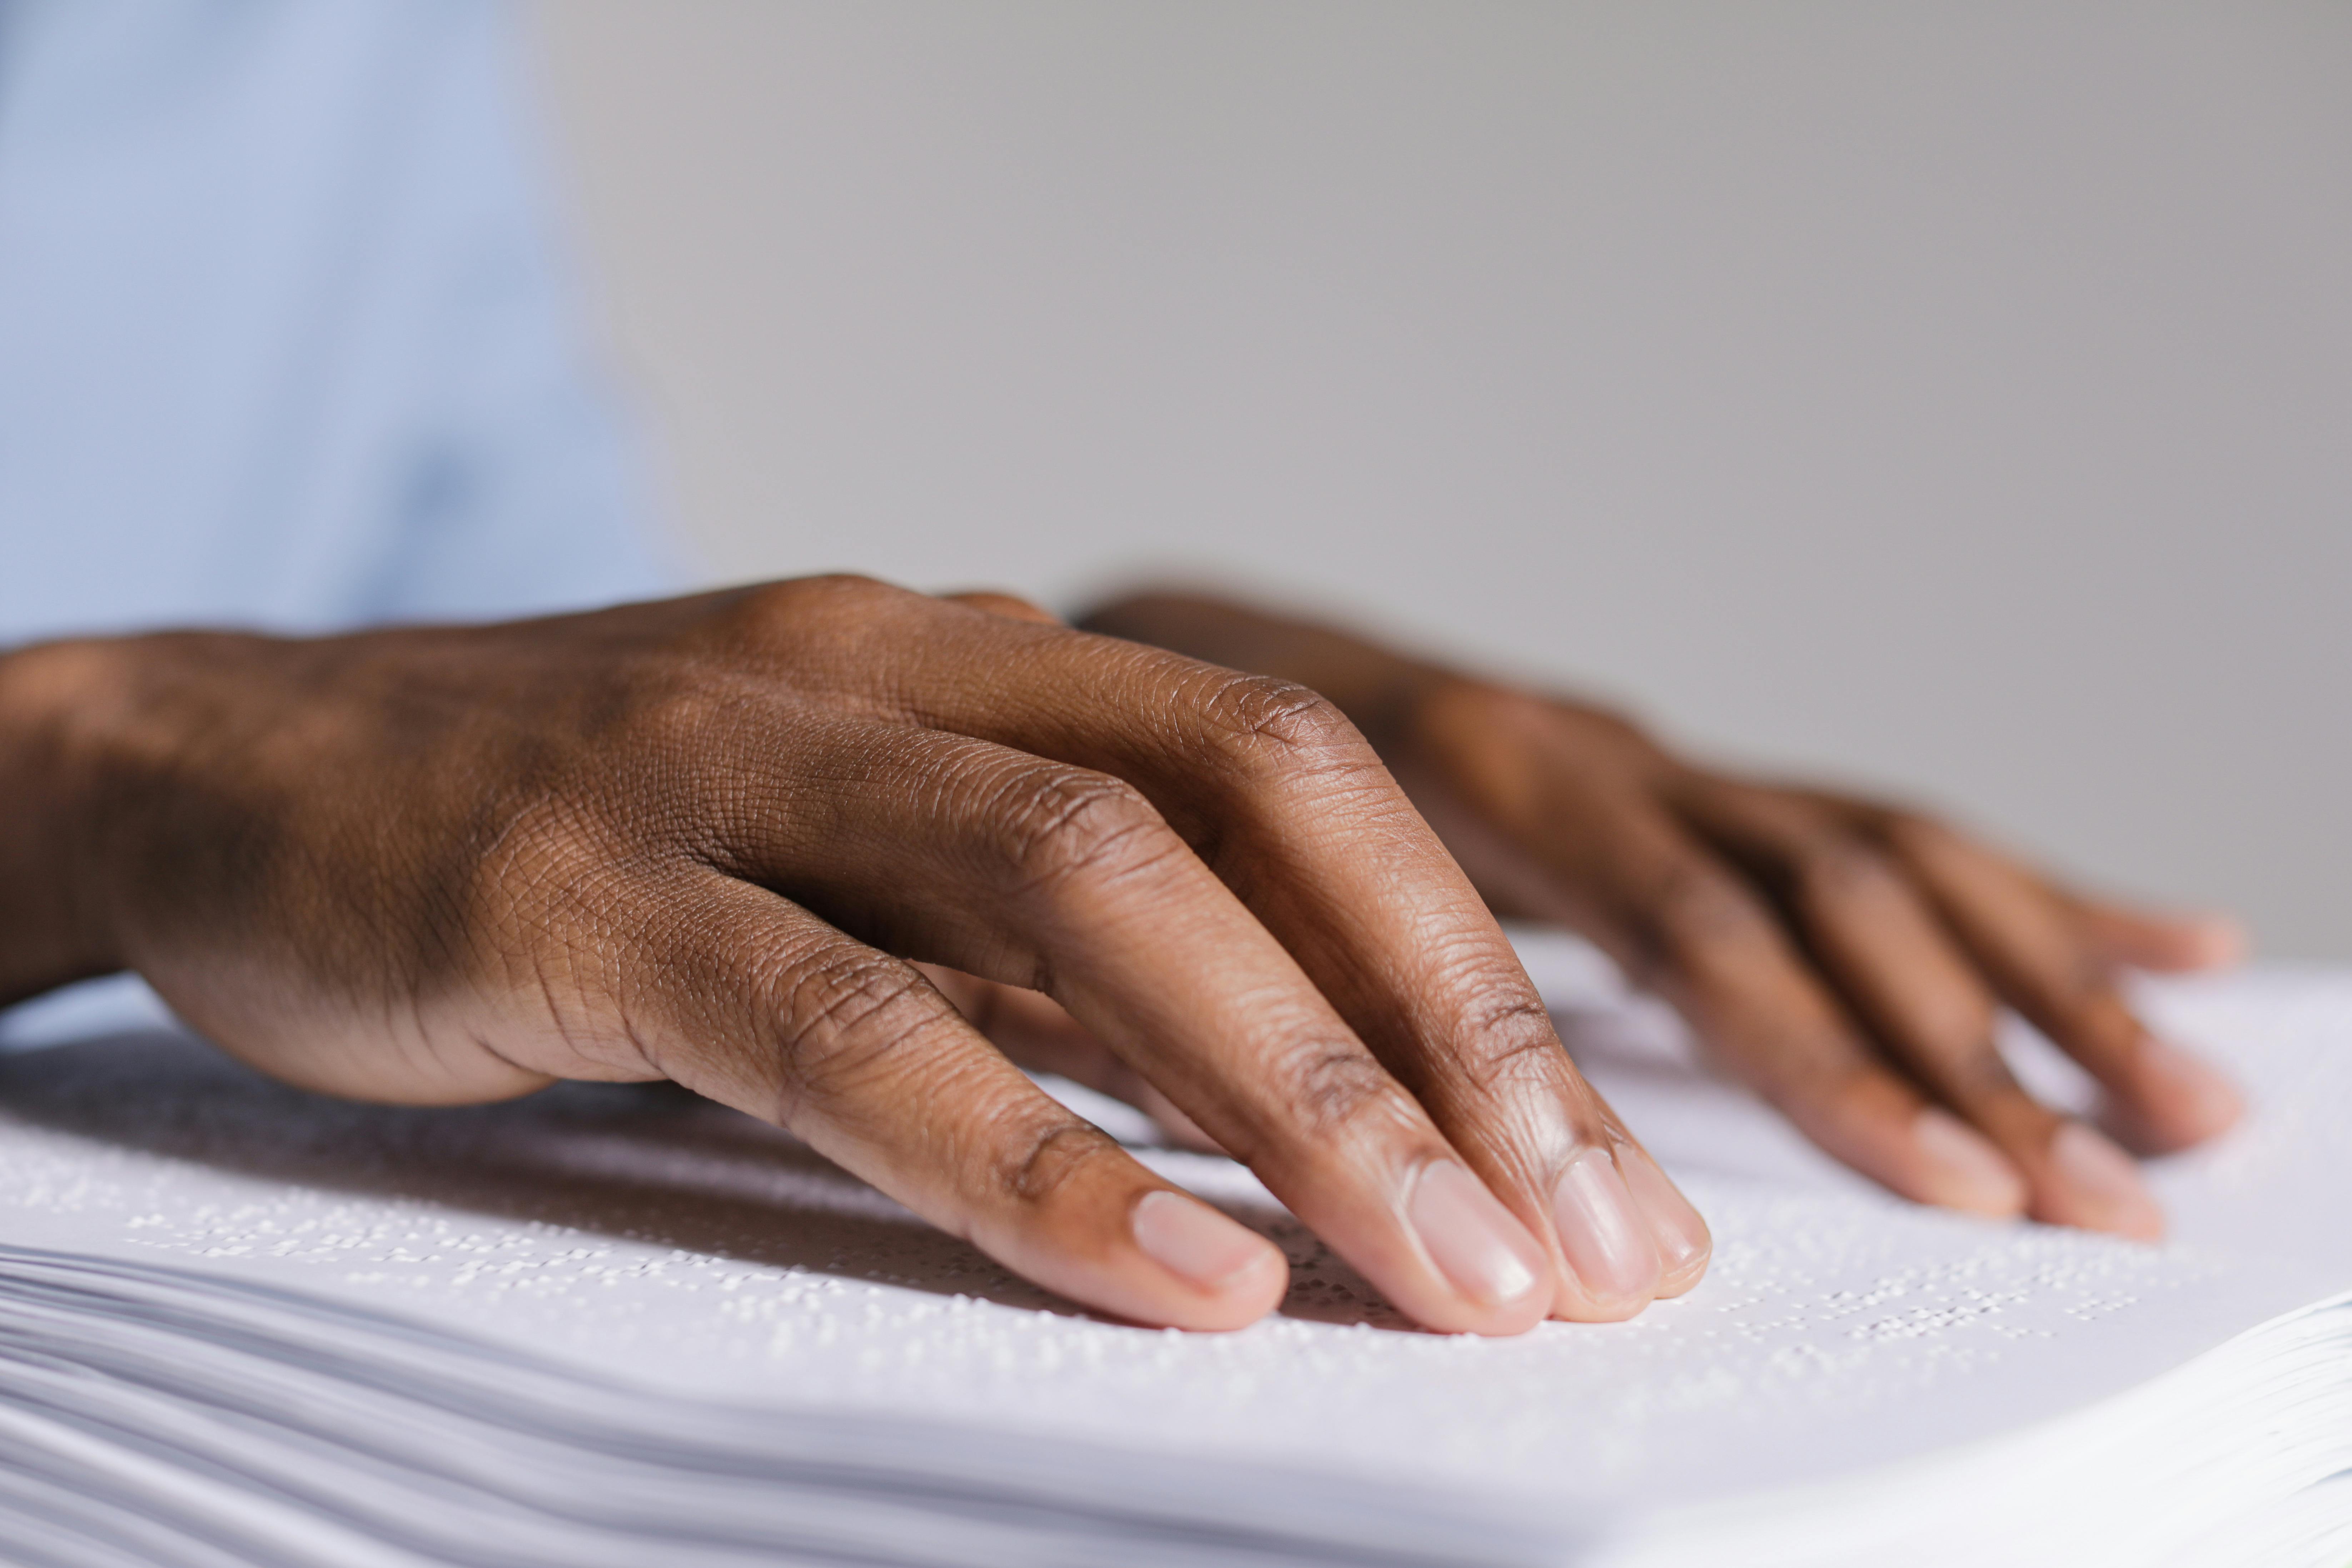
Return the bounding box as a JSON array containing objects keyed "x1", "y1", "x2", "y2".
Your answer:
[
  {"x1": 999, "y1": 1118, "x2": 1121, "y2": 1210},
  {"x1": 1316, "y1": 910, "x2": 1553, "y2": 1091},
  {"x1": 606, "y1": 942, "x2": 682, "y2": 1086},
  {"x1": 988, "y1": 774, "x2": 1176, "y2": 904},
  {"x1": 904, "y1": 1074, "x2": 1080, "y2": 1237},
  {"x1": 523, "y1": 934, "x2": 604, "y2": 1075},
  {"x1": 432, "y1": 826, "x2": 627, "y2": 1091},
  {"x1": 1248, "y1": 1037, "x2": 1411, "y2": 1150},
  {"x1": 770, "y1": 950, "x2": 963, "y2": 1115},
  {"x1": 1190, "y1": 671, "x2": 1358, "y2": 762},
  {"x1": 723, "y1": 923, "x2": 861, "y2": 1132},
  {"x1": 1431, "y1": 993, "x2": 1568, "y2": 1092},
  {"x1": 449, "y1": 1018, "x2": 561, "y2": 1097},
  {"x1": 563, "y1": 915, "x2": 668, "y2": 1084}
]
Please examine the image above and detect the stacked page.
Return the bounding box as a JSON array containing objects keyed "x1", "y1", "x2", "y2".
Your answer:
[{"x1": 0, "y1": 932, "x2": 2346, "y2": 1566}]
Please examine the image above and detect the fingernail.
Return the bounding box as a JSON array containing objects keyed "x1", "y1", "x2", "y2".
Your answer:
[
  {"x1": 1407, "y1": 1161, "x2": 1543, "y2": 1309},
  {"x1": 1912, "y1": 1106, "x2": 2028, "y2": 1215},
  {"x1": 2050, "y1": 1121, "x2": 2165, "y2": 1241},
  {"x1": 1618, "y1": 1149, "x2": 1711, "y2": 1275},
  {"x1": 2135, "y1": 1036, "x2": 2245, "y2": 1138},
  {"x1": 1131, "y1": 1190, "x2": 1274, "y2": 1290},
  {"x1": 1549, "y1": 1148, "x2": 1663, "y2": 1304}
]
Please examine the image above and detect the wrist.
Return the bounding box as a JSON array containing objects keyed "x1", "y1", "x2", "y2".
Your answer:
[{"x1": 0, "y1": 638, "x2": 138, "y2": 1005}]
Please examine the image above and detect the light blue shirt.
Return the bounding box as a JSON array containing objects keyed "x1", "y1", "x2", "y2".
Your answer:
[
  {"x1": 0, "y1": 0, "x2": 683, "y2": 1041},
  {"x1": 0, "y1": 0, "x2": 676, "y2": 643}
]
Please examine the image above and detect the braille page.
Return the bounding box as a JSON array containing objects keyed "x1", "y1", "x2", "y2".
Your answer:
[{"x1": 0, "y1": 935, "x2": 2344, "y2": 1534}]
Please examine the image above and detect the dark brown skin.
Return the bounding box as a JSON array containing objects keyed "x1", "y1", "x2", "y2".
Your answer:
[
  {"x1": 0, "y1": 577, "x2": 1708, "y2": 1336},
  {"x1": 1078, "y1": 591, "x2": 2245, "y2": 1240},
  {"x1": 0, "y1": 576, "x2": 2236, "y2": 1337}
]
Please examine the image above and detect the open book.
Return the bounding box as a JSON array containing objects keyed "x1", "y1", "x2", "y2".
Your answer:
[{"x1": 0, "y1": 931, "x2": 2345, "y2": 1567}]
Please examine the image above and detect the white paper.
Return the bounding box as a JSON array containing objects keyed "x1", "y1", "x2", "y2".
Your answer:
[{"x1": 0, "y1": 934, "x2": 2345, "y2": 1558}]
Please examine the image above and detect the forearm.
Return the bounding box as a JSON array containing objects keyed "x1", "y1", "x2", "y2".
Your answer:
[{"x1": 0, "y1": 640, "x2": 129, "y2": 1007}]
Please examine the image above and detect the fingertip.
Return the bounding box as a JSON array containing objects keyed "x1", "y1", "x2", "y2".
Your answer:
[
  {"x1": 1404, "y1": 1160, "x2": 1553, "y2": 1335},
  {"x1": 1617, "y1": 1147, "x2": 1712, "y2": 1301},
  {"x1": 1544, "y1": 1148, "x2": 1662, "y2": 1323},
  {"x1": 1128, "y1": 1189, "x2": 1290, "y2": 1329},
  {"x1": 2039, "y1": 1121, "x2": 2166, "y2": 1243},
  {"x1": 2098, "y1": 907, "x2": 2247, "y2": 973},
  {"x1": 2179, "y1": 913, "x2": 2248, "y2": 971},
  {"x1": 2115, "y1": 1036, "x2": 2245, "y2": 1154},
  {"x1": 1650, "y1": 1255, "x2": 1709, "y2": 1302},
  {"x1": 1907, "y1": 1106, "x2": 2031, "y2": 1218}
]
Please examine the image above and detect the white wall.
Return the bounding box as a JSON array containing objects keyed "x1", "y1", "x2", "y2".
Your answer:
[{"x1": 530, "y1": 2, "x2": 2352, "y2": 957}]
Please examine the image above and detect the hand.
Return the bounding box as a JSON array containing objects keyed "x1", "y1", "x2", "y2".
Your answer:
[
  {"x1": 0, "y1": 577, "x2": 1709, "y2": 1334},
  {"x1": 1082, "y1": 593, "x2": 2244, "y2": 1241}
]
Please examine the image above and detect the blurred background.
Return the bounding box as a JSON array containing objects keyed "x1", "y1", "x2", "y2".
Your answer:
[{"x1": 527, "y1": 1, "x2": 2349, "y2": 957}]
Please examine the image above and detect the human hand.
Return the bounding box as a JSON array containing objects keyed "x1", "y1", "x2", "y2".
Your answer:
[
  {"x1": 1082, "y1": 593, "x2": 2244, "y2": 1242},
  {"x1": 0, "y1": 577, "x2": 1708, "y2": 1333}
]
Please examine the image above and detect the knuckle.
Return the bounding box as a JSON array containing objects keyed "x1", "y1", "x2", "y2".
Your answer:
[
  {"x1": 992, "y1": 1115, "x2": 1122, "y2": 1206},
  {"x1": 951, "y1": 588, "x2": 1059, "y2": 625},
  {"x1": 724, "y1": 573, "x2": 916, "y2": 654},
  {"x1": 1269, "y1": 1039, "x2": 1403, "y2": 1143},
  {"x1": 767, "y1": 945, "x2": 950, "y2": 1099},
  {"x1": 989, "y1": 766, "x2": 1178, "y2": 893},
  {"x1": 1454, "y1": 988, "x2": 1566, "y2": 1082},
  {"x1": 1192, "y1": 673, "x2": 1371, "y2": 777},
  {"x1": 1413, "y1": 938, "x2": 1564, "y2": 1081}
]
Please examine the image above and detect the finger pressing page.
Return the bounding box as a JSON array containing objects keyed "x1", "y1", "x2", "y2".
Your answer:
[
  {"x1": 692, "y1": 717, "x2": 1555, "y2": 1334},
  {"x1": 1546, "y1": 795, "x2": 2034, "y2": 1223},
  {"x1": 1186, "y1": 691, "x2": 1709, "y2": 1317},
  {"x1": 886, "y1": 633, "x2": 1699, "y2": 1323},
  {"x1": 1667, "y1": 781, "x2": 2162, "y2": 1240},
  {"x1": 621, "y1": 871, "x2": 1287, "y2": 1331},
  {"x1": 1877, "y1": 818, "x2": 2244, "y2": 1157}
]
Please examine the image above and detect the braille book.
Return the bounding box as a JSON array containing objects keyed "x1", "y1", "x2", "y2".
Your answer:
[{"x1": 0, "y1": 932, "x2": 2343, "y2": 1567}]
